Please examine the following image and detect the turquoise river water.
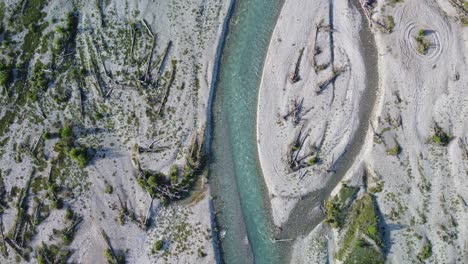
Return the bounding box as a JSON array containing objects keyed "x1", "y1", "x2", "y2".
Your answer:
[{"x1": 208, "y1": 0, "x2": 284, "y2": 263}]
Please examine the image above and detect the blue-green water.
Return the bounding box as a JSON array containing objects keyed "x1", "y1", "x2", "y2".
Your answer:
[{"x1": 209, "y1": 0, "x2": 284, "y2": 263}]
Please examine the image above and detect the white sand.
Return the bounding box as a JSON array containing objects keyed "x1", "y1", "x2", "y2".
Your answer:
[{"x1": 257, "y1": 0, "x2": 366, "y2": 227}]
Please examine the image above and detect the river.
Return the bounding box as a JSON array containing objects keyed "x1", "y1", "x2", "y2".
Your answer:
[
  {"x1": 209, "y1": 0, "x2": 378, "y2": 263},
  {"x1": 208, "y1": 0, "x2": 284, "y2": 263}
]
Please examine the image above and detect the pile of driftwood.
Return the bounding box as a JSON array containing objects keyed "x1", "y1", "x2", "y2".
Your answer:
[
  {"x1": 133, "y1": 128, "x2": 206, "y2": 228},
  {"x1": 359, "y1": 0, "x2": 393, "y2": 33},
  {"x1": 312, "y1": 20, "x2": 331, "y2": 73},
  {"x1": 448, "y1": 0, "x2": 468, "y2": 16},
  {"x1": 287, "y1": 125, "x2": 319, "y2": 172},
  {"x1": 282, "y1": 98, "x2": 313, "y2": 126}
]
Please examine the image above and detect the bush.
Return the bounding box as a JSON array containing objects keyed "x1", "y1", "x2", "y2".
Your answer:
[
  {"x1": 386, "y1": 16, "x2": 395, "y2": 32},
  {"x1": 50, "y1": 198, "x2": 63, "y2": 209},
  {"x1": 418, "y1": 241, "x2": 432, "y2": 261},
  {"x1": 169, "y1": 165, "x2": 178, "y2": 184},
  {"x1": 308, "y1": 156, "x2": 319, "y2": 166},
  {"x1": 69, "y1": 147, "x2": 90, "y2": 168},
  {"x1": 148, "y1": 176, "x2": 158, "y2": 187},
  {"x1": 431, "y1": 126, "x2": 452, "y2": 146},
  {"x1": 386, "y1": 143, "x2": 401, "y2": 156},
  {"x1": 104, "y1": 249, "x2": 114, "y2": 264},
  {"x1": 65, "y1": 207, "x2": 74, "y2": 220},
  {"x1": 104, "y1": 183, "x2": 113, "y2": 194},
  {"x1": 415, "y1": 29, "x2": 430, "y2": 54},
  {"x1": 60, "y1": 125, "x2": 73, "y2": 139},
  {"x1": 42, "y1": 131, "x2": 52, "y2": 140},
  {"x1": 0, "y1": 60, "x2": 13, "y2": 87},
  {"x1": 30, "y1": 60, "x2": 49, "y2": 92},
  {"x1": 154, "y1": 240, "x2": 164, "y2": 251}
]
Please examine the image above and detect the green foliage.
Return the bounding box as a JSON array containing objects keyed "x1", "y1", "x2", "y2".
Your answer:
[
  {"x1": 418, "y1": 241, "x2": 432, "y2": 261},
  {"x1": 104, "y1": 249, "x2": 126, "y2": 264},
  {"x1": 69, "y1": 147, "x2": 91, "y2": 168},
  {"x1": 343, "y1": 239, "x2": 384, "y2": 264},
  {"x1": 60, "y1": 125, "x2": 73, "y2": 139},
  {"x1": 21, "y1": 0, "x2": 47, "y2": 27},
  {"x1": 386, "y1": 142, "x2": 401, "y2": 156},
  {"x1": 65, "y1": 207, "x2": 74, "y2": 221},
  {"x1": 169, "y1": 164, "x2": 178, "y2": 184},
  {"x1": 336, "y1": 194, "x2": 383, "y2": 262},
  {"x1": 308, "y1": 156, "x2": 320, "y2": 166},
  {"x1": 104, "y1": 249, "x2": 113, "y2": 263},
  {"x1": 104, "y1": 182, "x2": 113, "y2": 194},
  {"x1": 52, "y1": 12, "x2": 79, "y2": 56},
  {"x1": 0, "y1": 110, "x2": 16, "y2": 137},
  {"x1": 431, "y1": 125, "x2": 452, "y2": 146},
  {"x1": 369, "y1": 181, "x2": 384, "y2": 194},
  {"x1": 415, "y1": 29, "x2": 430, "y2": 54},
  {"x1": 36, "y1": 242, "x2": 72, "y2": 264},
  {"x1": 30, "y1": 60, "x2": 49, "y2": 90},
  {"x1": 0, "y1": 60, "x2": 13, "y2": 87},
  {"x1": 325, "y1": 184, "x2": 359, "y2": 228},
  {"x1": 154, "y1": 240, "x2": 164, "y2": 251},
  {"x1": 386, "y1": 16, "x2": 395, "y2": 32},
  {"x1": 42, "y1": 131, "x2": 52, "y2": 140},
  {"x1": 117, "y1": 209, "x2": 126, "y2": 226},
  {"x1": 21, "y1": 22, "x2": 49, "y2": 63},
  {"x1": 50, "y1": 198, "x2": 63, "y2": 209}
]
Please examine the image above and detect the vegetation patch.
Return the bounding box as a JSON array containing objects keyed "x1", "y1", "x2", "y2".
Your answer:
[
  {"x1": 386, "y1": 140, "x2": 401, "y2": 156},
  {"x1": 430, "y1": 124, "x2": 453, "y2": 146},
  {"x1": 415, "y1": 29, "x2": 430, "y2": 55},
  {"x1": 386, "y1": 16, "x2": 395, "y2": 32},
  {"x1": 335, "y1": 193, "x2": 384, "y2": 263},
  {"x1": 417, "y1": 240, "x2": 432, "y2": 261},
  {"x1": 325, "y1": 184, "x2": 359, "y2": 228}
]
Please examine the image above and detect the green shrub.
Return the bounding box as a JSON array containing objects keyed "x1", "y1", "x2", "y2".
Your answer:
[
  {"x1": 65, "y1": 207, "x2": 74, "y2": 220},
  {"x1": 386, "y1": 143, "x2": 401, "y2": 156},
  {"x1": 148, "y1": 176, "x2": 158, "y2": 187},
  {"x1": 415, "y1": 29, "x2": 430, "y2": 54},
  {"x1": 343, "y1": 239, "x2": 384, "y2": 264},
  {"x1": 50, "y1": 198, "x2": 63, "y2": 209},
  {"x1": 69, "y1": 147, "x2": 90, "y2": 168},
  {"x1": 154, "y1": 240, "x2": 164, "y2": 251},
  {"x1": 29, "y1": 60, "x2": 49, "y2": 92},
  {"x1": 386, "y1": 16, "x2": 395, "y2": 32},
  {"x1": 60, "y1": 125, "x2": 73, "y2": 139},
  {"x1": 104, "y1": 183, "x2": 113, "y2": 194},
  {"x1": 104, "y1": 249, "x2": 114, "y2": 264},
  {"x1": 325, "y1": 184, "x2": 359, "y2": 228},
  {"x1": 308, "y1": 156, "x2": 320, "y2": 166},
  {"x1": 336, "y1": 194, "x2": 383, "y2": 262},
  {"x1": 42, "y1": 131, "x2": 52, "y2": 140},
  {"x1": 431, "y1": 126, "x2": 452, "y2": 146},
  {"x1": 169, "y1": 165, "x2": 178, "y2": 184},
  {"x1": 418, "y1": 241, "x2": 432, "y2": 261},
  {"x1": 0, "y1": 60, "x2": 13, "y2": 87}
]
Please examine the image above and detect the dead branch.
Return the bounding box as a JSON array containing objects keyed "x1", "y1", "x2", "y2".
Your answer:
[
  {"x1": 316, "y1": 67, "x2": 346, "y2": 94},
  {"x1": 142, "y1": 19, "x2": 154, "y2": 37},
  {"x1": 290, "y1": 47, "x2": 305, "y2": 83},
  {"x1": 143, "y1": 195, "x2": 154, "y2": 228}
]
